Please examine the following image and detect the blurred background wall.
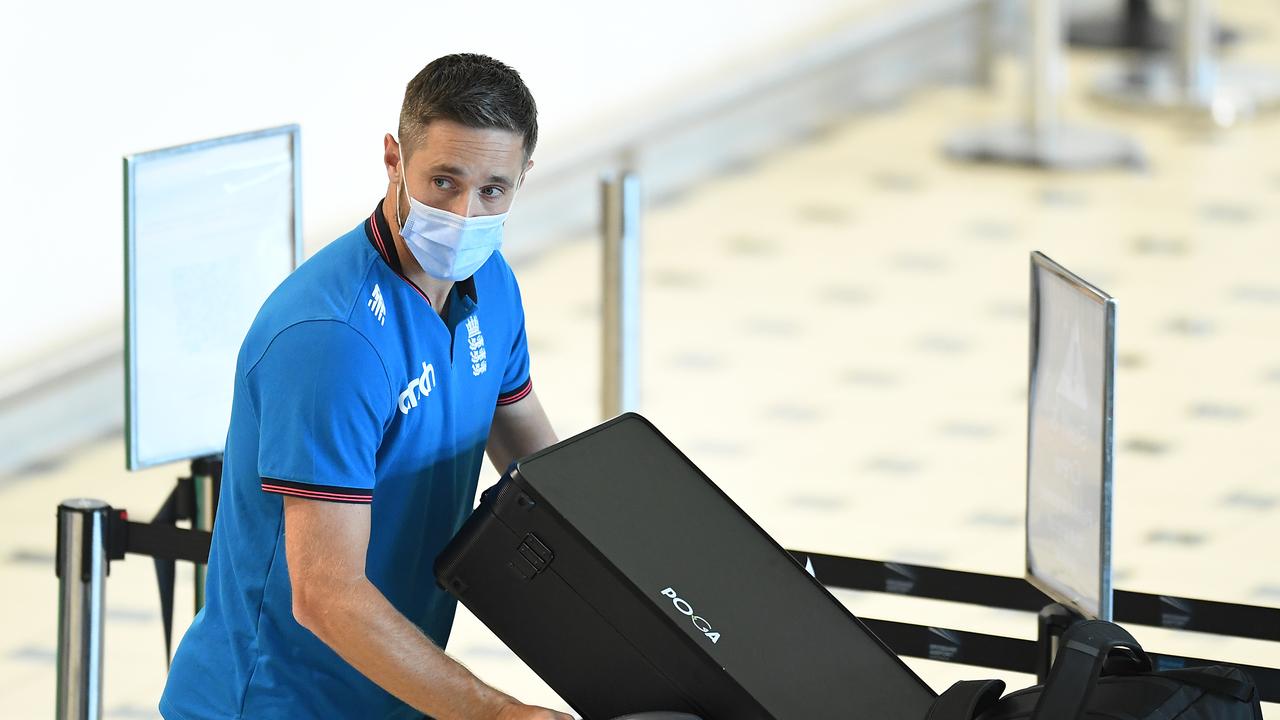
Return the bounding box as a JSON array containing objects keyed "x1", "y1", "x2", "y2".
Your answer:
[
  {"x1": 0, "y1": 0, "x2": 875, "y2": 369},
  {"x1": 0, "y1": 0, "x2": 985, "y2": 474}
]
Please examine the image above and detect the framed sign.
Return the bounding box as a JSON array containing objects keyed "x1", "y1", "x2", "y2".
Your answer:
[
  {"x1": 1025, "y1": 251, "x2": 1116, "y2": 621},
  {"x1": 125, "y1": 125, "x2": 302, "y2": 470}
]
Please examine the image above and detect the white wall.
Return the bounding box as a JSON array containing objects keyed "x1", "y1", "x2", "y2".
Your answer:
[{"x1": 0, "y1": 0, "x2": 871, "y2": 373}]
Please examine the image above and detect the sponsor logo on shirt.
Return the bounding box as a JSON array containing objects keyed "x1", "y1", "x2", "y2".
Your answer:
[
  {"x1": 465, "y1": 315, "x2": 487, "y2": 377},
  {"x1": 398, "y1": 361, "x2": 436, "y2": 414},
  {"x1": 367, "y1": 284, "x2": 387, "y2": 326}
]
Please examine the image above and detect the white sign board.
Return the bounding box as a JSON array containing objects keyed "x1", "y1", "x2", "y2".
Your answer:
[
  {"x1": 1025, "y1": 252, "x2": 1116, "y2": 621},
  {"x1": 125, "y1": 125, "x2": 301, "y2": 470}
]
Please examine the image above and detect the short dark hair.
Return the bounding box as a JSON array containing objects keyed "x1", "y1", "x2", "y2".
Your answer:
[{"x1": 398, "y1": 53, "x2": 538, "y2": 161}]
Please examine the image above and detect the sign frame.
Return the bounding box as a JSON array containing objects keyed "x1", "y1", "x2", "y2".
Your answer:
[
  {"x1": 1024, "y1": 250, "x2": 1116, "y2": 621},
  {"x1": 124, "y1": 124, "x2": 303, "y2": 470}
]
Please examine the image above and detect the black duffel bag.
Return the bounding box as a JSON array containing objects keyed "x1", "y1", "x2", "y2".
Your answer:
[{"x1": 926, "y1": 620, "x2": 1263, "y2": 720}]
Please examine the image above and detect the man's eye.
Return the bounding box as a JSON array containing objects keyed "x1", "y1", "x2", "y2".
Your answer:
[
  {"x1": 433, "y1": 178, "x2": 453, "y2": 189},
  {"x1": 480, "y1": 186, "x2": 504, "y2": 198}
]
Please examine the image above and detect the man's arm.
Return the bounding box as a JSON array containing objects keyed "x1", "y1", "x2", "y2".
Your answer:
[
  {"x1": 285, "y1": 496, "x2": 572, "y2": 720},
  {"x1": 487, "y1": 388, "x2": 558, "y2": 474}
]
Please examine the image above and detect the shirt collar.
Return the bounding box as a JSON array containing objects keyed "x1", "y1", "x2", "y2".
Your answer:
[{"x1": 365, "y1": 198, "x2": 478, "y2": 305}]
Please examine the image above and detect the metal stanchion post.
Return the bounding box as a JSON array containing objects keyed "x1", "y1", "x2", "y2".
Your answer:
[
  {"x1": 975, "y1": 0, "x2": 998, "y2": 88},
  {"x1": 190, "y1": 458, "x2": 218, "y2": 612},
  {"x1": 56, "y1": 499, "x2": 109, "y2": 720},
  {"x1": 1036, "y1": 603, "x2": 1080, "y2": 683},
  {"x1": 1180, "y1": 0, "x2": 1214, "y2": 96},
  {"x1": 1094, "y1": 0, "x2": 1280, "y2": 126},
  {"x1": 600, "y1": 171, "x2": 641, "y2": 420},
  {"x1": 1028, "y1": 0, "x2": 1062, "y2": 142},
  {"x1": 1068, "y1": 0, "x2": 1237, "y2": 51},
  {"x1": 946, "y1": 0, "x2": 1144, "y2": 169}
]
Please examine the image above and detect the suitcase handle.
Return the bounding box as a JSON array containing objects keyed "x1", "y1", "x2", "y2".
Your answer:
[{"x1": 1031, "y1": 620, "x2": 1152, "y2": 720}]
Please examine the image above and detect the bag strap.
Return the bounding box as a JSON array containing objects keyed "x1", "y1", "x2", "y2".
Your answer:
[
  {"x1": 1154, "y1": 668, "x2": 1256, "y2": 703},
  {"x1": 1031, "y1": 621, "x2": 1152, "y2": 720},
  {"x1": 926, "y1": 680, "x2": 1007, "y2": 720}
]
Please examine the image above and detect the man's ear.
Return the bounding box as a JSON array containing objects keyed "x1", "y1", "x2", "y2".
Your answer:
[
  {"x1": 383, "y1": 134, "x2": 403, "y2": 183},
  {"x1": 519, "y1": 158, "x2": 534, "y2": 187}
]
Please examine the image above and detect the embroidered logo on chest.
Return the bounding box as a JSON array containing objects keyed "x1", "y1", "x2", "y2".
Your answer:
[
  {"x1": 465, "y1": 315, "x2": 487, "y2": 377},
  {"x1": 367, "y1": 284, "x2": 387, "y2": 326}
]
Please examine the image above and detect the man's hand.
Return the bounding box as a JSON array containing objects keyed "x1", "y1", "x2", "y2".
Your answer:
[{"x1": 496, "y1": 702, "x2": 576, "y2": 720}]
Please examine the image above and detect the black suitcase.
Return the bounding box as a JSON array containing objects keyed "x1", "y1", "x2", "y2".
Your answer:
[
  {"x1": 435, "y1": 413, "x2": 935, "y2": 720},
  {"x1": 927, "y1": 620, "x2": 1263, "y2": 720}
]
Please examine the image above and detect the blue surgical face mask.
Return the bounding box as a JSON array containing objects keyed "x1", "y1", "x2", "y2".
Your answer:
[{"x1": 395, "y1": 158, "x2": 512, "y2": 282}]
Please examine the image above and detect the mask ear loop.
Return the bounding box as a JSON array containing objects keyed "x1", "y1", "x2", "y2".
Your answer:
[{"x1": 394, "y1": 138, "x2": 410, "y2": 230}]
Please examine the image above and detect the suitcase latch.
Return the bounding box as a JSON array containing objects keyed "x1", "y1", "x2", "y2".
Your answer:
[{"x1": 509, "y1": 533, "x2": 554, "y2": 580}]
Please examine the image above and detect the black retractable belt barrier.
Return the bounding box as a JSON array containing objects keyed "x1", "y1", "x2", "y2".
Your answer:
[
  {"x1": 145, "y1": 484, "x2": 180, "y2": 665},
  {"x1": 797, "y1": 552, "x2": 1280, "y2": 642},
  {"x1": 790, "y1": 551, "x2": 1280, "y2": 703},
  {"x1": 61, "y1": 459, "x2": 1279, "y2": 701},
  {"x1": 94, "y1": 462, "x2": 217, "y2": 667},
  {"x1": 860, "y1": 619, "x2": 1038, "y2": 674},
  {"x1": 800, "y1": 552, "x2": 1048, "y2": 611}
]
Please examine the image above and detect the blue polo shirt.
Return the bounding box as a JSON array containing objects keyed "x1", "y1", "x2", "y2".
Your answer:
[{"x1": 160, "y1": 201, "x2": 534, "y2": 720}]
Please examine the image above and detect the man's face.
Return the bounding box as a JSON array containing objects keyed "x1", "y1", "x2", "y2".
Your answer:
[{"x1": 393, "y1": 119, "x2": 531, "y2": 219}]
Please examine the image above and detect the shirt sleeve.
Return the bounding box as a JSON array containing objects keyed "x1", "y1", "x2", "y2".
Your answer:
[
  {"x1": 246, "y1": 320, "x2": 391, "y2": 503},
  {"x1": 496, "y1": 272, "x2": 533, "y2": 406}
]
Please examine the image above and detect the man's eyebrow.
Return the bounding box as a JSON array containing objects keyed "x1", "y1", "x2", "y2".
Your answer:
[
  {"x1": 427, "y1": 164, "x2": 513, "y2": 186},
  {"x1": 428, "y1": 163, "x2": 467, "y2": 176}
]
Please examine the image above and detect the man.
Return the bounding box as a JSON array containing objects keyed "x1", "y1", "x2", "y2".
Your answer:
[{"x1": 161, "y1": 54, "x2": 573, "y2": 720}]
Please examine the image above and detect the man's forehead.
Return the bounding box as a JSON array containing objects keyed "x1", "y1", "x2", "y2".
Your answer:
[{"x1": 408, "y1": 121, "x2": 525, "y2": 178}]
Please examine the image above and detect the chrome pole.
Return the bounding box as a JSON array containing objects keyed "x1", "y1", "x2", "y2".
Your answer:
[
  {"x1": 1178, "y1": 0, "x2": 1215, "y2": 102},
  {"x1": 1093, "y1": 0, "x2": 1280, "y2": 126},
  {"x1": 1028, "y1": 0, "x2": 1063, "y2": 144},
  {"x1": 56, "y1": 499, "x2": 109, "y2": 720},
  {"x1": 600, "y1": 171, "x2": 642, "y2": 419},
  {"x1": 192, "y1": 460, "x2": 216, "y2": 612},
  {"x1": 975, "y1": 0, "x2": 998, "y2": 88},
  {"x1": 945, "y1": 0, "x2": 1142, "y2": 168}
]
